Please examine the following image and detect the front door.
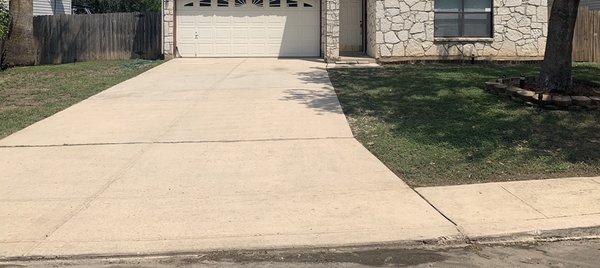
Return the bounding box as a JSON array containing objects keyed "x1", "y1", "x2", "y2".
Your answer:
[{"x1": 339, "y1": 0, "x2": 363, "y2": 52}]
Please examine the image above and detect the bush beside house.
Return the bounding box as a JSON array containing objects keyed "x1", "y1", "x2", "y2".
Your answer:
[{"x1": 0, "y1": 2, "x2": 10, "y2": 67}]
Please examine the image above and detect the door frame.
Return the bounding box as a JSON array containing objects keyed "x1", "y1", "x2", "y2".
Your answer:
[
  {"x1": 362, "y1": 0, "x2": 367, "y2": 54},
  {"x1": 339, "y1": 0, "x2": 367, "y2": 54}
]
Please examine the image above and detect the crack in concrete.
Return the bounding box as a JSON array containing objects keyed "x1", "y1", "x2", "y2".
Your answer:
[
  {"x1": 151, "y1": 58, "x2": 249, "y2": 143},
  {"x1": 499, "y1": 185, "x2": 550, "y2": 219},
  {"x1": 23, "y1": 145, "x2": 151, "y2": 256}
]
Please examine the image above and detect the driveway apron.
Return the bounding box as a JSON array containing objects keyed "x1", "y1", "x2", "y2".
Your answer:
[{"x1": 0, "y1": 59, "x2": 459, "y2": 258}]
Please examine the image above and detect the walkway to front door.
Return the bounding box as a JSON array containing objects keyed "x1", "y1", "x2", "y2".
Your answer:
[{"x1": 0, "y1": 59, "x2": 458, "y2": 258}]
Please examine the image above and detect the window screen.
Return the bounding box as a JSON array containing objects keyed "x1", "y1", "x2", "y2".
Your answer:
[{"x1": 434, "y1": 0, "x2": 492, "y2": 37}]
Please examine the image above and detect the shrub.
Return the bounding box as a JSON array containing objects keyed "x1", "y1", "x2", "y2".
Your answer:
[{"x1": 0, "y1": 3, "x2": 9, "y2": 40}]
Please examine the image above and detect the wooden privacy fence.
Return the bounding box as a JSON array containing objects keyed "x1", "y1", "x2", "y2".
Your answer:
[
  {"x1": 573, "y1": 7, "x2": 600, "y2": 63},
  {"x1": 33, "y1": 12, "x2": 161, "y2": 65}
]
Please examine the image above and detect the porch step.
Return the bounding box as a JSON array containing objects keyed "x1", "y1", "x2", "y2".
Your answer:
[
  {"x1": 329, "y1": 55, "x2": 380, "y2": 68},
  {"x1": 336, "y1": 56, "x2": 378, "y2": 64}
]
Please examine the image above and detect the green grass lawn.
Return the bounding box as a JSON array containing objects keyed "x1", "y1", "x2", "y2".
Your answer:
[
  {"x1": 0, "y1": 60, "x2": 162, "y2": 139},
  {"x1": 328, "y1": 63, "x2": 600, "y2": 187}
]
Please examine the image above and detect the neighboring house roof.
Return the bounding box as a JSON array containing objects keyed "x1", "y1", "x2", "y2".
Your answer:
[
  {"x1": 2, "y1": 0, "x2": 72, "y2": 16},
  {"x1": 581, "y1": 0, "x2": 600, "y2": 10}
]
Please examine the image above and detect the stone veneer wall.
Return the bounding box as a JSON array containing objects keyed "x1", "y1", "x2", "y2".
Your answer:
[
  {"x1": 373, "y1": 0, "x2": 548, "y2": 59},
  {"x1": 322, "y1": 0, "x2": 340, "y2": 62},
  {"x1": 163, "y1": 0, "x2": 175, "y2": 59}
]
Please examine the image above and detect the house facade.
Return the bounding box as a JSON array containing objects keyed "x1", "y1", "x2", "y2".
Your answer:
[
  {"x1": 2, "y1": 0, "x2": 72, "y2": 16},
  {"x1": 162, "y1": 0, "x2": 548, "y2": 61}
]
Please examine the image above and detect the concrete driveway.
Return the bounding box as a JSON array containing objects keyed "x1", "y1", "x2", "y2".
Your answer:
[{"x1": 0, "y1": 59, "x2": 459, "y2": 258}]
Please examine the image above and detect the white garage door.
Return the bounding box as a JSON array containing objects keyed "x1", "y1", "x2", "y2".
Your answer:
[{"x1": 176, "y1": 0, "x2": 320, "y2": 57}]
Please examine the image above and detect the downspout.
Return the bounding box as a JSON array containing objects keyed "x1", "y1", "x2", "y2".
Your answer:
[
  {"x1": 319, "y1": 0, "x2": 322, "y2": 58},
  {"x1": 161, "y1": 0, "x2": 164, "y2": 58}
]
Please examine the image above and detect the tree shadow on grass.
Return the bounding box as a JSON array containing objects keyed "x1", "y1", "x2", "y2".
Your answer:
[{"x1": 320, "y1": 64, "x2": 600, "y2": 184}]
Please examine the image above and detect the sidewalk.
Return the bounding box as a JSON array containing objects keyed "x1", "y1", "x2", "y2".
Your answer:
[{"x1": 417, "y1": 176, "x2": 600, "y2": 239}]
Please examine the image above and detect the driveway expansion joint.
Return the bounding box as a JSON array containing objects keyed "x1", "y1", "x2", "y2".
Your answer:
[
  {"x1": 0, "y1": 137, "x2": 357, "y2": 149},
  {"x1": 412, "y1": 189, "x2": 466, "y2": 239}
]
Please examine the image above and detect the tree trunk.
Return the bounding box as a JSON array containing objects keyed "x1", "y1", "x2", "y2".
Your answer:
[
  {"x1": 4, "y1": 0, "x2": 36, "y2": 66},
  {"x1": 539, "y1": 0, "x2": 580, "y2": 93}
]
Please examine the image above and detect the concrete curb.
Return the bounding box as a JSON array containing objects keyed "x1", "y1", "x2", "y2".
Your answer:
[{"x1": 2, "y1": 226, "x2": 599, "y2": 264}]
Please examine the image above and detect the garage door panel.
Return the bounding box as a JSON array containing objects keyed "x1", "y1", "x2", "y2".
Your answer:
[
  {"x1": 248, "y1": 28, "x2": 267, "y2": 39},
  {"x1": 248, "y1": 45, "x2": 266, "y2": 55},
  {"x1": 213, "y1": 14, "x2": 232, "y2": 23},
  {"x1": 214, "y1": 45, "x2": 232, "y2": 56},
  {"x1": 195, "y1": 44, "x2": 213, "y2": 57},
  {"x1": 176, "y1": 1, "x2": 319, "y2": 57},
  {"x1": 231, "y1": 15, "x2": 247, "y2": 23},
  {"x1": 197, "y1": 14, "x2": 214, "y2": 22},
  {"x1": 267, "y1": 28, "x2": 285, "y2": 39},
  {"x1": 247, "y1": 15, "x2": 266, "y2": 23},
  {"x1": 266, "y1": 15, "x2": 287, "y2": 24},
  {"x1": 231, "y1": 28, "x2": 249, "y2": 40},
  {"x1": 197, "y1": 30, "x2": 214, "y2": 40},
  {"x1": 231, "y1": 44, "x2": 248, "y2": 56},
  {"x1": 177, "y1": 44, "x2": 197, "y2": 57},
  {"x1": 214, "y1": 28, "x2": 230, "y2": 39}
]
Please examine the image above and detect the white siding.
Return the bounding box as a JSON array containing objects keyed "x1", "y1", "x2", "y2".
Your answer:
[
  {"x1": 2, "y1": 0, "x2": 72, "y2": 15},
  {"x1": 33, "y1": 0, "x2": 53, "y2": 16},
  {"x1": 34, "y1": 0, "x2": 72, "y2": 16}
]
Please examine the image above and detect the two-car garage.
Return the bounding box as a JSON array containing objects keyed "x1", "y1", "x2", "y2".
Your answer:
[{"x1": 175, "y1": 0, "x2": 320, "y2": 57}]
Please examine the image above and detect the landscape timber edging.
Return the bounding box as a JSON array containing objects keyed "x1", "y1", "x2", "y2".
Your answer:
[{"x1": 484, "y1": 77, "x2": 600, "y2": 109}]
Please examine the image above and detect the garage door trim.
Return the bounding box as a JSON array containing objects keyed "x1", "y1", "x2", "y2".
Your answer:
[{"x1": 174, "y1": 0, "x2": 321, "y2": 58}]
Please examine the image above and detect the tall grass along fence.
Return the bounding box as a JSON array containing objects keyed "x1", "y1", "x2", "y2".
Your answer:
[
  {"x1": 573, "y1": 6, "x2": 600, "y2": 63},
  {"x1": 33, "y1": 12, "x2": 161, "y2": 65}
]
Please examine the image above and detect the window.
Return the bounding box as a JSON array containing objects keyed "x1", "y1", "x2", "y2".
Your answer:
[
  {"x1": 269, "y1": 0, "x2": 281, "y2": 7},
  {"x1": 184, "y1": 2, "x2": 194, "y2": 6},
  {"x1": 217, "y1": 0, "x2": 229, "y2": 7},
  {"x1": 199, "y1": 0, "x2": 211, "y2": 7},
  {"x1": 434, "y1": 0, "x2": 492, "y2": 37},
  {"x1": 252, "y1": 0, "x2": 264, "y2": 7},
  {"x1": 286, "y1": 0, "x2": 298, "y2": 7},
  {"x1": 234, "y1": 0, "x2": 263, "y2": 7}
]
